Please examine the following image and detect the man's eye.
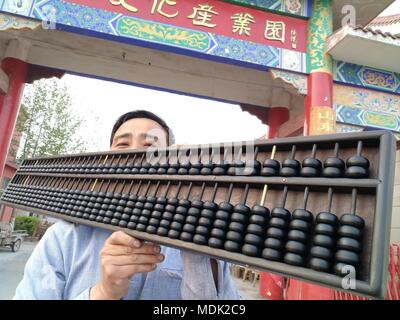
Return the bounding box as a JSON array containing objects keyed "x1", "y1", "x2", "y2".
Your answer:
[{"x1": 116, "y1": 143, "x2": 129, "y2": 148}]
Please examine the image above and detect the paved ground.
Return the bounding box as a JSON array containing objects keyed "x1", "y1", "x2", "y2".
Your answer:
[
  {"x1": 0, "y1": 241, "x2": 38, "y2": 300},
  {"x1": 232, "y1": 276, "x2": 264, "y2": 300}
]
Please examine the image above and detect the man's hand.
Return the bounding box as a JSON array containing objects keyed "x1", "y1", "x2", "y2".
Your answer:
[{"x1": 90, "y1": 231, "x2": 164, "y2": 300}]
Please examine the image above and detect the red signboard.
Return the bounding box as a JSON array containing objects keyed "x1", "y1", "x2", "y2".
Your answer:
[{"x1": 65, "y1": 0, "x2": 308, "y2": 52}]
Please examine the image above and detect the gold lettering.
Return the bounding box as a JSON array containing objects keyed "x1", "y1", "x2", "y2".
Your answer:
[
  {"x1": 109, "y1": 0, "x2": 138, "y2": 13},
  {"x1": 151, "y1": 0, "x2": 178, "y2": 18},
  {"x1": 188, "y1": 4, "x2": 219, "y2": 28},
  {"x1": 265, "y1": 20, "x2": 286, "y2": 43},
  {"x1": 231, "y1": 13, "x2": 255, "y2": 36}
]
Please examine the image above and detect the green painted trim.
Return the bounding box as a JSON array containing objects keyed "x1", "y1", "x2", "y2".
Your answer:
[{"x1": 221, "y1": 0, "x2": 311, "y2": 19}]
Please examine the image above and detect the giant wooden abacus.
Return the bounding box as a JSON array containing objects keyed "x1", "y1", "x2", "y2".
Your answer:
[{"x1": 0, "y1": 131, "x2": 396, "y2": 299}]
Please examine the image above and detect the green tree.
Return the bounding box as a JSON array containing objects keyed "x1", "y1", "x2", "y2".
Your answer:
[{"x1": 16, "y1": 78, "x2": 90, "y2": 160}]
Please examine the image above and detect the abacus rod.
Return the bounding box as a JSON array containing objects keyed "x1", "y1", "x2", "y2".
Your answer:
[
  {"x1": 290, "y1": 145, "x2": 296, "y2": 159},
  {"x1": 270, "y1": 145, "x2": 277, "y2": 160},
  {"x1": 128, "y1": 179, "x2": 136, "y2": 193},
  {"x1": 135, "y1": 180, "x2": 143, "y2": 194},
  {"x1": 303, "y1": 187, "x2": 310, "y2": 209},
  {"x1": 163, "y1": 181, "x2": 171, "y2": 197},
  {"x1": 174, "y1": 182, "x2": 183, "y2": 197},
  {"x1": 199, "y1": 182, "x2": 206, "y2": 199},
  {"x1": 241, "y1": 183, "x2": 249, "y2": 203},
  {"x1": 351, "y1": 188, "x2": 357, "y2": 215},
  {"x1": 281, "y1": 186, "x2": 289, "y2": 207},
  {"x1": 186, "y1": 182, "x2": 193, "y2": 198},
  {"x1": 357, "y1": 141, "x2": 363, "y2": 156},
  {"x1": 327, "y1": 188, "x2": 333, "y2": 213},
  {"x1": 334, "y1": 143, "x2": 340, "y2": 157},
  {"x1": 144, "y1": 181, "x2": 152, "y2": 196},
  {"x1": 211, "y1": 182, "x2": 219, "y2": 202},
  {"x1": 311, "y1": 144, "x2": 317, "y2": 158},
  {"x1": 153, "y1": 181, "x2": 161, "y2": 195},
  {"x1": 226, "y1": 183, "x2": 234, "y2": 202},
  {"x1": 260, "y1": 184, "x2": 268, "y2": 206},
  {"x1": 112, "y1": 180, "x2": 119, "y2": 193},
  {"x1": 253, "y1": 147, "x2": 259, "y2": 161}
]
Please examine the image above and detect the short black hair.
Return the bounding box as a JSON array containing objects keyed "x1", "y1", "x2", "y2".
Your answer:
[{"x1": 110, "y1": 110, "x2": 174, "y2": 146}]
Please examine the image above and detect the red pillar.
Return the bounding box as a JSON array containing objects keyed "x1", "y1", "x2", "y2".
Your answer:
[
  {"x1": 266, "y1": 107, "x2": 289, "y2": 139},
  {"x1": 0, "y1": 58, "x2": 28, "y2": 178}
]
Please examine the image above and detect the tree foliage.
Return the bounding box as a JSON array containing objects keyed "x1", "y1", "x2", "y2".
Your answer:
[{"x1": 16, "y1": 78, "x2": 89, "y2": 160}]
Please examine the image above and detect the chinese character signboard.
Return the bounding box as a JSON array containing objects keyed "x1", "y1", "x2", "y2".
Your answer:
[{"x1": 0, "y1": 0, "x2": 309, "y2": 73}]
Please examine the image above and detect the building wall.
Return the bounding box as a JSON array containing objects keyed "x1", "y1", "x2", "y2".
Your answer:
[{"x1": 334, "y1": 83, "x2": 400, "y2": 244}]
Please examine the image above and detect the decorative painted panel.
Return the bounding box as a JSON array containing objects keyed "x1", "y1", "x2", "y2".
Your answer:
[
  {"x1": 223, "y1": 0, "x2": 311, "y2": 18},
  {"x1": 0, "y1": 0, "x2": 309, "y2": 73},
  {"x1": 334, "y1": 60, "x2": 400, "y2": 95},
  {"x1": 270, "y1": 70, "x2": 307, "y2": 94},
  {"x1": 334, "y1": 84, "x2": 400, "y2": 133}
]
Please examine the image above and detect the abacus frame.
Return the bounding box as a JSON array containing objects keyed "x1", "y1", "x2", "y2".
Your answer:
[{"x1": 1, "y1": 130, "x2": 396, "y2": 299}]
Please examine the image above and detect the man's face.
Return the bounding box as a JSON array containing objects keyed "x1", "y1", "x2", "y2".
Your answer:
[{"x1": 111, "y1": 118, "x2": 168, "y2": 151}]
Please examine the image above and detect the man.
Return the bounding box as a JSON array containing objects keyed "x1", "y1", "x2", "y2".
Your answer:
[{"x1": 14, "y1": 110, "x2": 241, "y2": 300}]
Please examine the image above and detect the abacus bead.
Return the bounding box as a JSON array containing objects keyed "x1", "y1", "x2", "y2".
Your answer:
[
  {"x1": 244, "y1": 234, "x2": 263, "y2": 246},
  {"x1": 314, "y1": 223, "x2": 336, "y2": 236},
  {"x1": 280, "y1": 167, "x2": 298, "y2": 177},
  {"x1": 324, "y1": 157, "x2": 345, "y2": 169},
  {"x1": 213, "y1": 219, "x2": 229, "y2": 229},
  {"x1": 249, "y1": 214, "x2": 268, "y2": 225},
  {"x1": 316, "y1": 212, "x2": 339, "y2": 226},
  {"x1": 246, "y1": 224, "x2": 265, "y2": 236},
  {"x1": 322, "y1": 167, "x2": 343, "y2": 178},
  {"x1": 284, "y1": 253, "x2": 304, "y2": 266},
  {"x1": 226, "y1": 231, "x2": 243, "y2": 242},
  {"x1": 264, "y1": 238, "x2": 285, "y2": 250},
  {"x1": 310, "y1": 246, "x2": 333, "y2": 260},
  {"x1": 289, "y1": 219, "x2": 311, "y2": 233},
  {"x1": 269, "y1": 217, "x2": 288, "y2": 229},
  {"x1": 345, "y1": 166, "x2": 368, "y2": 178},
  {"x1": 193, "y1": 234, "x2": 208, "y2": 245},
  {"x1": 340, "y1": 214, "x2": 365, "y2": 229},
  {"x1": 271, "y1": 208, "x2": 291, "y2": 220},
  {"x1": 292, "y1": 209, "x2": 313, "y2": 222},
  {"x1": 180, "y1": 232, "x2": 193, "y2": 242},
  {"x1": 266, "y1": 227, "x2": 286, "y2": 239},
  {"x1": 313, "y1": 235, "x2": 335, "y2": 248},
  {"x1": 285, "y1": 241, "x2": 306, "y2": 254},
  {"x1": 224, "y1": 240, "x2": 241, "y2": 252},
  {"x1": 300, "y1": 167, "x2": 320, "y2": 177},
  {"x1": 337, "y1": 237, "x2": 362, "y2": 252},
  {"x1": 230, "y1": 212, "x2": 247, "y2": 224},
  {"x1": 335, "y1": 250, "x2": 360, "y2": 266},
  {"x1": 195, "y1": 225, "x2": 209, "y2": 236},
  {"x1": 346, "y1": 156, "x2": 370, "y2": 169},
  {"x1": 170, "y1": 221, "x2": 183, "y2": 230},
  {"x1": 183, "y1": 224, "x2": 196, "y2": 233},
  {"x1": 210, "y1": 228, "x2": 226, "y2": 239},
  {"x1": 168, "y1": 229, "x2": 180, "y2": 239},
  {"x1": 333, "y1": 263, "x2": 353, "y2": 276},
  {"x1": 242, "y1": 244, "x2": 261, "y2": 257},
  {"x1": 173, "y1": 214, "x2": 186, "y2": 223},
  {"x1": 198, "y1": 217, "x2": 213, "y2": 227},
  {"x1": 157, "y1": 227, "x2": 169, "y2": 237},
  {"x1": 208, "y1": 237, "x2": 224, "y2": 248},
  {"x1": 338, "y1": 225, "x2": 362, "y2": 240},
  {"x1": 146, "y1": 226, "x2": 158, "y2": 234},
  {"x1": 251, "y1": 205, "x2": 270, "y2": 217},
  {"x1": 262, "y1": 248, "x2": 282, "y2": 261},
  {"x1": 201, "y1": 209, "x2": 215, "y2": 219},
  {"x1": 185, "y1": 216, "x2": 198, "y2": 225},
  {"x1": 309, "y1": 258, "x2": 331, "y2": 272}
]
